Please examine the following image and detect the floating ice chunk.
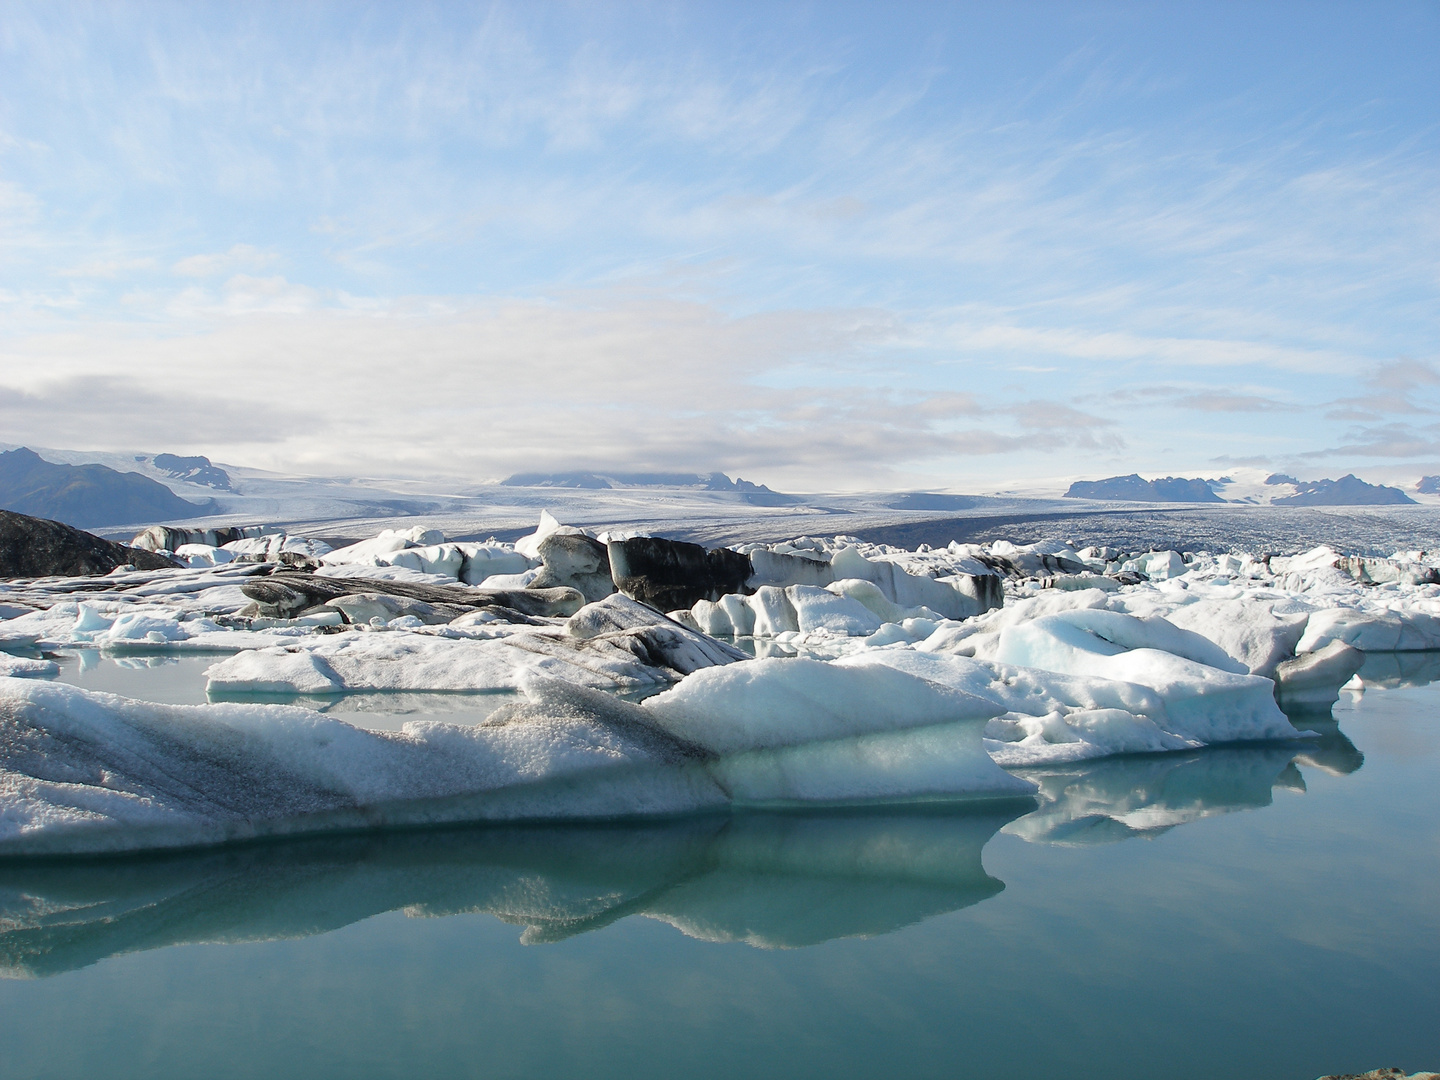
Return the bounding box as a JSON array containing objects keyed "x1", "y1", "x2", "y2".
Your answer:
[
  {"x1": 690, "y1": 584, "x2": 882, "y2": 638},
  {"x1": 1041, "y1": 609, "x2": 1247, "y2": 674},
  {"x1": 829, "y1": 546, "x2": 992, "y2": 620},
  {"x1": 73, "y1": 603, "x2": 113, "y2": 635},
  {"x1": 206, "y1": 649, "x2": 344, "y2": 694},
  {"x1": 174, "y1": 544, "x2": 236, "y2": 568},
  {"x1": 835, "y1": 651, "x2": 1190, "y2": 764},
  {"x1": 994, "y1": 616, "x2": 1295, "y2": 745},
  {"x1": 458, "y1": 543, "x2": 535, "y2": 585},
  {"x1": 641, "y1": 657, "x2": 1003, "y2": 755},
  {"x1": 320, "y1": 528, "x2": 444, "y2": 568},
  {"x1": 982, "y1": 709, "x2": 1197, "y2": 766},
  {"x1": 95, "y1": 611, "x2": 188, "y2": 644},
  {"x1": 205, "y1": 627, "x2": 677, "y2": 695},
  {"x1": 477, "y1": 569, "x2": 542, "y2": 588},
  {"x1": 825, "y1": 578, "x2": 943, "y2": 624},
  {"x1": 747, "y1": 586, "x2": 800, "y2": 636},
  {"x1": 0, "y1": 677, "x2": 723, "y2": 857},
  {"x1": 787, "y1": 585, "x2": 883, "y2": 636},
  {"x1": 513, "y1": 511, "x2": 589, "y2": 560},
  {"x1": 1296, "y1": 606, "x2": 1440, "y2": 652},
  {"x1": 1161, "y1": 597, "x2": 1312, "y2": 677},
  {"x1": 1274, "y1": 641, "x2": 1365, "y2": 713},
  {"x1": 1122, "y1": 551, "x2": 1185, "y2": 580},
  {"x1": 567, "y1": 593, "x2": 747, "y2": 675},
  {"x1": 710, "y1": 719, "x2": 1035, "y2": 805},
  {"x1": 0, "y1": 655, "x2": 58, "y2": 678},
  {"x1": 746, "y1": 548, "x2": 834, "y2": 589},
  {"x1": 918, "y1": 587, "x2": 1112, "y2": 659}
]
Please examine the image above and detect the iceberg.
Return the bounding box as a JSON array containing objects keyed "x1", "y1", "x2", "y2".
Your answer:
[{"x1": 1, "y1": 660, "x2": 1035, "y2": 856}]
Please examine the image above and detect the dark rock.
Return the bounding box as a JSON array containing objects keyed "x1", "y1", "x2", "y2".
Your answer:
[
  {"x1": 1417, "y1": 475, "x2": 1440, "y2": 495},
  {"x1": 1265, "y1": 472, "x2": 1300, "y2": 486},
  {"x1": 0, "y1": 447, "x2": 211, "y2": 528},
  {"x1": 1109, "y1": 570, "x2": 1149, "y2": 585},
  {"x1": 322, "y1": 593, "x2": 475, "y2": 626},
  {"x1": 1065, "y1": 474, "x2": 1224, "y2": 503},
  {"x1": 0, "y1": 509, "x2": 181, "y2": 579},
  {"x1": 607, "y1": 536, "x2": 754, "y2": 611},
  {"x1": 1271, "y1": 474, "x2": 1416, "y2": 506},
  {"x1": 568, "y1": 593, "x2": 748, "y2": 674},
  {"x1": 978, "y1": 551, "x2": 1088, "y2": 578},
  {"x1": 531, "y1": 533, "x2": 615, "y2": 603},
  {"x1": 238, "y1": 571, "x2": 585, "y2": 620}
]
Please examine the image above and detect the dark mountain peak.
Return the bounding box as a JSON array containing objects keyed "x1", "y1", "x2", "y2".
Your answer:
[
  {"x1": 152, "y1": 453, "x2": 232, "y2": 491},
  {"x1": 0, "y1": 447, "x2": 211, "y2": 529},
  {"x1": 1065, "y1": 474, "x2": 1223, "y2": 503},
  {"x1": 1272, "y1": 475, "x2": 1415, "y2": 506}
]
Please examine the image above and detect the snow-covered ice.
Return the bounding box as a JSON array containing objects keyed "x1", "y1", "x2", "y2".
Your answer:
[{"x1": 4, "y1": 513, "x2": 1437, "y2": 855}]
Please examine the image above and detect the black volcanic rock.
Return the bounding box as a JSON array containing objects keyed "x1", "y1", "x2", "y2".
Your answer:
[
  {"x1": 0, "y1": 510, "x2": 180, "y2": 578},
  {"x1": 1271, "y1": 474, "x2": 1415, "y2": 506},
  {"x1": 606, "y1": 536, "x2": 754, "y2": 611},
  {"x1": 1065, "y1": 474, "x2": 1224, "y2": 503},
  {"x1": 152, "y1": 453, "x2": 232, "y2": 491},
  {"x1": 0, "y1": 448, "x2": 209, "y2": 528}
]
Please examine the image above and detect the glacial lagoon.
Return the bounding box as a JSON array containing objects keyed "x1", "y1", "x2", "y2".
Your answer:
[{"x1": 0, "y1": 651, "x2": 1435, "y2": 1080}]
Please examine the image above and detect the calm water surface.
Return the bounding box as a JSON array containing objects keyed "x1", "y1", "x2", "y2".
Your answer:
[{"x1": 0, "y1": 653, "x2": 1436, "y2": 1079}]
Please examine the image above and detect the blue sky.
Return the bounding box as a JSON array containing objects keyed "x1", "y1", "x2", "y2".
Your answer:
[{"x1": 0, "y1": 2, "x2": 1436, "y2": 491}]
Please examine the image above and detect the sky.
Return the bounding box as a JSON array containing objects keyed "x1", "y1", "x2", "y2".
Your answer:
[{"x1": 0, "y1": 1, "x2": 1436, "y2": 493}]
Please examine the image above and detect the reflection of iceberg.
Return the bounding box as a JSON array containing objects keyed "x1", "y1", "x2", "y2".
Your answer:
[
  {"x1": 1355, "y1": 649, "x2": 1440, "y2": 690},
  {"x1": 1007, "y1": 745, "x2": 1315, "y2": 845},
  {"x1": 1286, "y1": 716, "x2": 1364, "y2": 776},
  {"x1": 0, "y1": 805, "x2": 1019, "y2": 977}
]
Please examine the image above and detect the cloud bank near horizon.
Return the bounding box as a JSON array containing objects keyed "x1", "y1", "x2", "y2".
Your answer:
[{"x1": 0, "y1": 3, "x2": 1436, "y2": 490}]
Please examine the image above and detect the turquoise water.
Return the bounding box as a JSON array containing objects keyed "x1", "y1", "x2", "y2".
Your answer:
[{"x1": 1, "y1": 662, "x2": 1436, "y2": 1078}]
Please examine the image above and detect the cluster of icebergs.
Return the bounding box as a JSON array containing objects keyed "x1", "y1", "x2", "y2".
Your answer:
[{"x1": 1, "y1": 515, "x2": 1436, "y2": 856}]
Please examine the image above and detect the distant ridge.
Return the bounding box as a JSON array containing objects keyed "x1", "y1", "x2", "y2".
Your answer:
[
  {"x1": 1064, "y1": 474, "x2": 1223, "y2": 503},
  {"x1": 152, "y1": 453, "x2": 232, "y2": 491},
  {"x1": 0, "y1": 447, "x2": 211, "y2": 528},
  {"x1": 500, "y1": 471, "x2": 800, "y2": 506},
  {"x1": 1270, "y1": 474, "x2": 1414, "y2": 506}
]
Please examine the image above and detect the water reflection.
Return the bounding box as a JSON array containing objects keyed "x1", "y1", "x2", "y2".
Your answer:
[
  {"x1": 1007, "y1": 745, "x2": 1309, "y2": 845},
  {"x1": 1287, "y1": 716, "x2": 1365, "y2": 776},
  {"x1": 0, "y1": 720, "x2": 1374, "y2": 973},
  {"x1": 0, "y1": 805, "x2": 1019, "y2": 977},
  {"x1": 1356, "y1": 649, "x2": 1440, "y2": 690}
]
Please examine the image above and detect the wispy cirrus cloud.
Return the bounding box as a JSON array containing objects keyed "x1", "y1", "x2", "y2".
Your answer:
[{"x1": 0, "y1": 4, "x2": 1433, "y2": 487}]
